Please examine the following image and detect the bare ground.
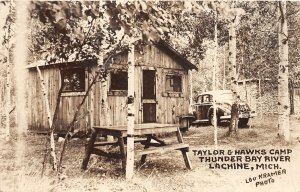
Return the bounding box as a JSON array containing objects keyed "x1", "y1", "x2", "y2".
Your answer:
[{"x1": 0, "y1": 115, "x2": 300, "y2": 192}]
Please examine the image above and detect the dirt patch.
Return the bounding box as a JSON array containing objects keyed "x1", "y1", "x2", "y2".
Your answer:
[{"x1": 0, "y1": 115, "x2": 300, "y2": 192}]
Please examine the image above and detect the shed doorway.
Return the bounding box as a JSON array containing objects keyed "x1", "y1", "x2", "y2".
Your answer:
[{"x1": 142, "y1": 70, "x2": 156, "y2": 123}]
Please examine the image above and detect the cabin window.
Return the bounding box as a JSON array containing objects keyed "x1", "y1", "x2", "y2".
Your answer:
[
  {"x1": 110, "y1": 71, "x2": 128, "y2": 91},
  {"x1": 61, "y1": 68, "x2": 86, "y2": 92},
  {"x1": 166, "y1": 75, "x2": 182, "y2": 92}
]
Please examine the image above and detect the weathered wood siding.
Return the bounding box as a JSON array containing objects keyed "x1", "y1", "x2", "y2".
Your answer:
[
  {"x1": 104, "y1": 44, "x2": 190, "y2": 125},
  {"x1": 140, "y1": 45, "x2": 190, "y2": 124},
  {"x1": 28, "y1": 67, "x2": 89, "y2": 133},
  {"x1": 28, "y1": 44, "x2": 192, "y2": 132}
]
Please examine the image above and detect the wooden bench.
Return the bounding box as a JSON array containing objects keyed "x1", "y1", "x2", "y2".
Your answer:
[
  {"x1": 81, "y1": 124, "x2": 192, "y2": 171},
  {"x1": 136, "y1": 143, "x2": 189, "y2": 155}
]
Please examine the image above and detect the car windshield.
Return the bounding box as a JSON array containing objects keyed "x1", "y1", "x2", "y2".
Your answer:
[{"x1": 197, "y1": 90, "x2": 235, "y2": 104}]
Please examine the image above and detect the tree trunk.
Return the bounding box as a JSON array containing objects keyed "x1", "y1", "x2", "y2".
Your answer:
[
  {"x1": 98, "y1": 50, "x2": 113, "y2": 141},
  {"x1": 213, "y1": 9, "x2": 218, "y2": 147},
  {"x1": 36, "y1": 66, "x2": 57, "y2": 171},
  {"x1": 97, "y1": 0, "x2": 113, "y2": 141},
  {"x1": 13, "y1": 1, "x2": 29, "y2": 181},
  {"x1": 126, "y1": 37, "x2": 135, "y2": 179},
  {"x1": 14, "y1": 0, "x2": 28, "y2": 134},
  {"x1": 259, "y1": 78, "x2": 263, "y2": 119},
  {"x1": 99, "y1": 53, "x2": 113, "y2": 141},
  {"x1": 278, "y1": 1, "x2": 290, "y2": 141},
  {"x1": 228, "y1": 5, "x2": 239, "y2": 135},
  {"x1": 229, "y1": 101, "x2": 239, "y2": 136},
  {"x1": 228, "y1": 14, "x2": 237, "y2": 94},
  {"x1": 5, "y1": 41, "x2": 10, "y2": 142},
  {"x1": 289, "y1": 79, "x2": 294, "y2": 115},
  {"x1": 4, "y1": 0, "x2": 12, "y2": 142},
  {"x1": 222, "y1": 44, "x2": 227, "y2": 90}
]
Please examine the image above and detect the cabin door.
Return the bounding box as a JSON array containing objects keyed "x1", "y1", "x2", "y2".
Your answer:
[{"x1": 142, "y1": 70, "x2": 156, "y2": 123}]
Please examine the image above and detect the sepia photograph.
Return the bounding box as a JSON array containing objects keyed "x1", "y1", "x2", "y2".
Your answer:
[{"x1": 0, "y1": 1, "x2": 300, "y2": 191}]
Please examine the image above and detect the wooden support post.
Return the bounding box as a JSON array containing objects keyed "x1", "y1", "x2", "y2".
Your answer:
[
  {"x1": 140, "y1": 135, "x2": 152, "y2": 165},
  {"x1": 176, "y1": 127, "x2": 192, "y2": 170},
  {"x1": 118, "y1": 137, "x2": 126, "y2": 171},
  {"x1": 81, "y1": 129, "x2": 98, "y2": 170}
]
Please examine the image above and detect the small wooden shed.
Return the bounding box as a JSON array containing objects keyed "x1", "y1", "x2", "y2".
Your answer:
[
  {"x1": 236, "y1": 79, "x2": 260, "y2": 112},
  {"x1": 26, "y1": 41, "x2": 197, "y2": 133}
]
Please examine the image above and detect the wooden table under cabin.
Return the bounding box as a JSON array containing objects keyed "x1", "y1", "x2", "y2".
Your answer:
[{"x1": 81, "y1": 123, "x2": 192, "y2": 171}]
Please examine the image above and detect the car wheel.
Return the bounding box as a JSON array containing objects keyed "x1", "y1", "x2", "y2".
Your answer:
[
  {"x1": 209, "y1": 112, "x2": 219, "y2": 126},
  {"x1": 238, "y1": 118, "x2": 249, "y2": 128}
]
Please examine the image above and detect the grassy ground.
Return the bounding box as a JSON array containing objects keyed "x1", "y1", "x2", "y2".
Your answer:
[{"x1": 0, "y1": 115, "x2": 300, "y2": 192}]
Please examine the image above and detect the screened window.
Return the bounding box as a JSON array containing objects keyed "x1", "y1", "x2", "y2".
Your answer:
[
  {"x1": 166, "y1": 75, "x2": 182, "y2": 92},
  {"x1": 110, "y1": 71, "x2": 128, "y2": 90},
  {"x1": 61, "y1": 68, "x2": 85, "y2": 92}
]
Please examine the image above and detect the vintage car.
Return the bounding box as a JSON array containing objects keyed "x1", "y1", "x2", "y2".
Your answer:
[{"x1": 192, "y1": 90, "x2": 254, "y2": 127}]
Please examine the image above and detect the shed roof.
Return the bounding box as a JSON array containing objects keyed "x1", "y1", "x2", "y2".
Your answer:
[{"x1": 26, "y1": 40, "x2": 197, "y2": 71}]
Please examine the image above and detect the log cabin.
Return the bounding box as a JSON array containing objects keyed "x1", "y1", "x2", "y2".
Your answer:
[{"x1": 26, "y1": 40, "x2": 197, "y2": 133}]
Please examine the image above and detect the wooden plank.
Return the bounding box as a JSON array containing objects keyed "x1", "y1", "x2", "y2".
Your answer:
[
  {"x1": 94, "y1": 123, "x2": 178, "y2": 130},
  {"x1": 176, "y1": 127, "x2": 192, "y2": 170},
  {"x1": 155, "y1": 68, "x2": 161, "y2": 123},
  {"x1": 94, "y1": 124, "x2": 178, "y2": 137},
  {"x1": 118, "y1": 137, "x2": 126, "y2": 171},
  {"x1": 37, "y1": 69, "x2": 43, "y2": 129},
  {"x1": 143, "y1": 46, "x2": 185, "y2": 70},
  {"x1": 92, "y1": 137, "x2": 147, "y2": 147},
  {"x1": 135, "y1": 67, "x2": 142, "y2": 124},
  {"x1": 61, "y1": 92, "x2": 86, "y2": 97},
  {"x1": 92, "y1": 140, "x2": 118, "y2": 147},
  {"x1": 91, "y1": 148, "x2": 123, "y2": 159},
  {"x1": 136, "y1": 143, "x2": 189, "y2": 156},
  {"x1": 59, "y1": 95, "x2": 87, "y2": 132}
]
